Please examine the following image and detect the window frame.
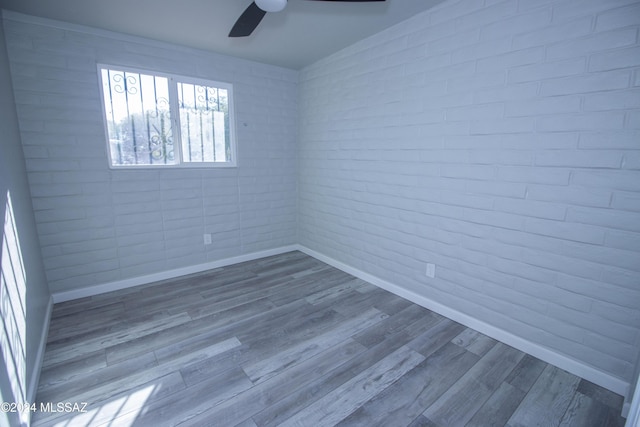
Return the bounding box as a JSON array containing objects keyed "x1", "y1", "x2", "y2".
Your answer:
[{"x1": 97, "y1": 64, "x2": 238, "y2": 169}]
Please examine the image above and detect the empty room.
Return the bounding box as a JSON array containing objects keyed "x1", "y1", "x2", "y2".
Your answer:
[{"x1": 0, "y1": 0, "x2": 639, "y2": 425}]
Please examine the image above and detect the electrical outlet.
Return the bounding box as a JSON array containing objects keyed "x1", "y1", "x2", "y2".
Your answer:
[
  {"x1": 204, "y1": 233, "x2": 212, "y2": 245},
  {"x1": 426, "y1": 263, "x2": 436, "y2": 278}
]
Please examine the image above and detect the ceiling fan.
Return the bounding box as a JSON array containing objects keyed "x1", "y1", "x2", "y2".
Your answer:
[{"x1": 229, "y1": 0, "x2": 386, "y2": 37}]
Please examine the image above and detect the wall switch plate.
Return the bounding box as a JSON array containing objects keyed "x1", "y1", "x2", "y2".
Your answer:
[
  {"x1": 426, "y1": 263, "x2": 436, "y2": 278},
  {"x1": 204, "y1": 233, "x2": 212, "y2": 245}
]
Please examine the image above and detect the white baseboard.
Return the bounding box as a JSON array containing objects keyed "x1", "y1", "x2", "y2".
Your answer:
[
  {"x1": 623, "y1": 402, "x2": 631, "y2": 419},
  {"x1": 28, "y1": 294, "x2": 52, "y2": 403},
  {"x1": 52, "y1": 245, "x2": 299, "y2": 303},
  {"x1": 296, "y1": 245, "x2": 630, "y2": 399}
]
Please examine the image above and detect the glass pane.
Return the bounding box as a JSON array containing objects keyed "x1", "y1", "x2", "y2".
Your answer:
[
  {"x1": 177, "y1": 83, "x2": 231, "y2": 163},
  {"x1": 101, "y1": 69, "x2": 175, "y2": 166}
]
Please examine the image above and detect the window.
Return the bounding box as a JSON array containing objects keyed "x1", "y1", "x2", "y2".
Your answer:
[{"x1": 98, "y1": 65, "x2": 236, "y2": 168}]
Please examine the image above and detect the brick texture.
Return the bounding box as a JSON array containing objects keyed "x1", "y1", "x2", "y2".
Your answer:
[
  {"x1": 298, "y1": 0, "x2": 640, "y2": 385},
  {"x1": 3, "y1": 14, "x2": 298, "y2": 293}
]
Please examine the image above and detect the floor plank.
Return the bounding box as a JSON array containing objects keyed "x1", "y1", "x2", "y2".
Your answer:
[
  {"x1": 32, "y1": 251, "x2": 626, "y2": 427},
  {"x1": 179, "y1": 340, "x2": 368, "y2": 427},
  {"x1": 465, "y1": 382, "x2": 525, "y2": 427},
  {"x1": 422, "y1": 342, "x2": 524, "y2": 426},
  {"x1": 277, "y1": 345, "x2": 425, "y2": 427},
  {"x1": 451, "y1": 328, "x2": 497, "y2": 356},
  {"x1": 336, "y1": 342, "x2": 480, "y2": 427},
  {"x1": 251, "y1": 315, "x2": 445, "y2": 427},
  {"x1": 241, "y1": 308, "x2": 386, "y2": 384},
  {"x1": 558, "y1": 392, "x2": 625, "y2": 427},
  {"x1": 506, "y1": 365, "x2": 581, "y2": 427}
]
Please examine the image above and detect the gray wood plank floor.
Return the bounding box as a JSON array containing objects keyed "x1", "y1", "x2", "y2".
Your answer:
[{"x1": 33, "y1": 251, "x2": 626, "y2": 427}]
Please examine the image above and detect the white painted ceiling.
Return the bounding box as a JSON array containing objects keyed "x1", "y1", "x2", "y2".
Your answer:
[{"x1": 0, "y1": 0, "x2": 445, "y2": 69}]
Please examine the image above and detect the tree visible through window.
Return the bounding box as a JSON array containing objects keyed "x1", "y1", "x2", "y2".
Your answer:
[
  {"x1": 98, "y1": 65, "x2": 236, "y2": 168},
  {"x1": 177, "y1": 82, "x2": 230, "y2": 163}
]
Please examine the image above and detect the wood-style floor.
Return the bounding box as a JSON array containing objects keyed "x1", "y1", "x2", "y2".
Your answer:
[{"x1": 33, "y1": 251, "x2": 626, "y2": 427}]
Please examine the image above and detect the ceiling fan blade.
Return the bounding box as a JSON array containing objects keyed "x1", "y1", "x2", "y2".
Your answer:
[{"x1": 229, "y1": 2, "x2": 267, "y2": 37}]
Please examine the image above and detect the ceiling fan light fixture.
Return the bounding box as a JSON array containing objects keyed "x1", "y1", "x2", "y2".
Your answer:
[
  {"x1": 230, "y1": 0, "x2": 385, "y2": 38},
  {"x1": 255, "y1": 0, "x2": 287, "y2": 13}
]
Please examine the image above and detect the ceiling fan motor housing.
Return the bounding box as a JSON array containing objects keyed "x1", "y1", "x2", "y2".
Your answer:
[
  {"x1": 255, "y1": 0, "x2": 287, "y2": 12},
  {"x1": 229, "y1": 0, "x2": 385, "y2": 38}
]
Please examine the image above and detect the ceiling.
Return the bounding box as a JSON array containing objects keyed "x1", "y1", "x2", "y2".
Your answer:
[{"x1": 0, "y1": 0, "x2": 445, "y2": 69}]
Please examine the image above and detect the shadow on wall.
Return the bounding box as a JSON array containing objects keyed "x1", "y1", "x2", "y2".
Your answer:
[{"x1": 0, "y1": 190, "x2": 28, "y2": 426}]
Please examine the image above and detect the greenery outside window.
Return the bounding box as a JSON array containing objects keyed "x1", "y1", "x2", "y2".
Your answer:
[{"x1": 98, "y1": 65, "x2": 236, "y2": 168}]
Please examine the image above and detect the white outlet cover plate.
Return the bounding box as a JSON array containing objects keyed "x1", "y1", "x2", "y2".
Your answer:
[{"x1": 426, "y1": 263, "x2": 436, "y2": 278}]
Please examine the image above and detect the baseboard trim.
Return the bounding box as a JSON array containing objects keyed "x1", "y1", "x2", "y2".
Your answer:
[
  {"x1": 296, "y1": 245, "x2": 630, "y2": 398},
  {"x1": 623, "y1": 401, "x2": 631, "y2": 419},
  {"x1": 52, "y1": 245, "x2": 299, "y2": 303},
  {"x1": 28, "y1": 295, "x2": 53, "y2": 403}
]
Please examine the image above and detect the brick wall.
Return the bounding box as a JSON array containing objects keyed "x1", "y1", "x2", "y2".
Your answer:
[
  {"x1": 299, "y1": 0, "x2": 640, "y2": 386},
  {"x1": 0, "y1": 12, "x2": 51, "y2": 411},
  {"x1": 3, "y1": 13, "x2": 298, "y2": 293}
]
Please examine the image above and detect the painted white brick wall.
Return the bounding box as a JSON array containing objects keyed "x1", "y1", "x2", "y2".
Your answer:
[
  {"x1": 3, "y1": 13, "x2": 298, "y2": 293},
  {"x1": 299, "y1": 0, "x2": 640, "y2": 387},
  {"x1": 0, "y1": 12, "x2": 52, "y2": 410}
]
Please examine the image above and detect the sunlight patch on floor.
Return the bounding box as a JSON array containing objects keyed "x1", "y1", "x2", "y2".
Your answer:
[{"x1": 45, "y1": 384, "x2": 157, "y2": 427}]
